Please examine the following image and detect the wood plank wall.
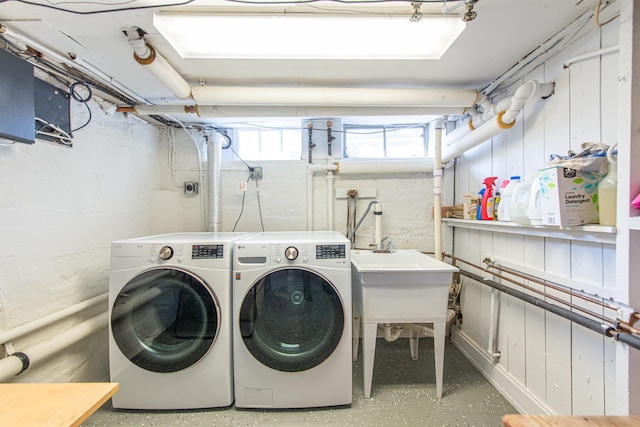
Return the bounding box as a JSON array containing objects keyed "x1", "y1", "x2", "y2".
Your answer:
[{"x1": 446, "y1": 13, "x2": 621, "y2": 416}]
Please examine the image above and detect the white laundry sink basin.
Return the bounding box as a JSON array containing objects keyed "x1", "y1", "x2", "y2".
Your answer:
[
  {"x1": 351, "y1": 249, "x2": 458, "y2": 286},
  {"x1": 350, "y1": 249, "x2": 458, "y2": 400},
  {"x1": 351, "y1": 249, "x2": 458, "y2": 321}
]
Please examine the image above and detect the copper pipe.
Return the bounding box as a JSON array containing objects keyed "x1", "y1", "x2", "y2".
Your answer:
[
  {"x1": 617, "y1": 322, "x2": 640, "y2": 336},
  {"x1": 445, "y1": 254, "x2": 612, "y2": 324},
  {"x1": 486, "y1": 262, "x2": 618, "y2": 311}
]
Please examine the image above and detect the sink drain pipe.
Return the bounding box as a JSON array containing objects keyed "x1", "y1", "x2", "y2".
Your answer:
[{"x1": 458, "y1": 268, "x2": 640, "y2": 351}]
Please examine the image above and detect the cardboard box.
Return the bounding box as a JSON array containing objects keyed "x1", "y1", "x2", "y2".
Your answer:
[{"x1": 538, "y1": 166, "x2": 600, "y2": 226}]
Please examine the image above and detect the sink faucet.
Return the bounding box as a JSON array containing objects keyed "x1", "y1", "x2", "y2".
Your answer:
[{"x1": 374, "y1": 236, "x2": 394, "y2": 253}]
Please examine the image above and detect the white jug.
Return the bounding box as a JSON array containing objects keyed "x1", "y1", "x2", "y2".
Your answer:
[
  {"x1": 528, "y1": 175, "x2": 543, "y2": 225},
  {"x1": 510, "y1": 176, "x2": 534, "y2": 225}
]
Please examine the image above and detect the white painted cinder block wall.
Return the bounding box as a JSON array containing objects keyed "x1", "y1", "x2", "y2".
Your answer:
[
  {"x1": 0, "y1": 93, "x2": 161, "y2": 382},
  {"x1": 446, "y1": 3, "x2": 627, "y2": 417}
]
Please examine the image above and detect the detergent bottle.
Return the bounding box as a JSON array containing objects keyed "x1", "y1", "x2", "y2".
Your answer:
[
  {"x1": 476, "y1": 188, "x2": 485, "y2": 220},
  {"x1": 598, "y1": 144, "x2": 618, "y2": 226},
  {"x1": 481, "y1": 177, "x2": 498, "y2": 220}
]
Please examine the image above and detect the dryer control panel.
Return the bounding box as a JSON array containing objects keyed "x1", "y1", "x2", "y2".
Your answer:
[{"x1": 316, "y1": 244, "x2": 347, "y2": 259}]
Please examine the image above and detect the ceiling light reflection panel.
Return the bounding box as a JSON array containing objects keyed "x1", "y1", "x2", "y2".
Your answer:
[{"x1": 153, "y1": 14, "x2": 465, "y2": 60}]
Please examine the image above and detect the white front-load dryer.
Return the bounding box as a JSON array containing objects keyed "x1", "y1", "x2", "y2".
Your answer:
[
  {"x1": 108, "y1": 232, "x2": 248, "y2": 410},
  {"x1": 233, "y1": 231, "x2": 352, "y2": 409}
]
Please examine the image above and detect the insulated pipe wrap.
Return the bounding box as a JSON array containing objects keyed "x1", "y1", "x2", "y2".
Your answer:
[{"x1": 459, "y1": 269, "x2": 616, "y2": 338}]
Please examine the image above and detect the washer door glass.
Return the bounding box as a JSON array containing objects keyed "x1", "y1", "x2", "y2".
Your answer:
[
  {"x1": 111, "y1": 268, "x2": 219, "y2": 373},
  {"x1": 239, "y1": 268, "x2": 344, "y2": 372}
]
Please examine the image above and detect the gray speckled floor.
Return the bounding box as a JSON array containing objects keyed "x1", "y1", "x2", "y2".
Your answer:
[{"x1": 84, "y1": 339, "x2": 516, "y2": 426}]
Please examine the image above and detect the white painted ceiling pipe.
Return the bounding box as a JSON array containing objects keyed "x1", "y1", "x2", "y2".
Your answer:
[
  {"x1": 120, "y1": 104, "x2": 467, "y2": 117},
  {"x1": 191, "y1": 86, "x2": 478, "y2": 108},
  {"x1": 337, "y1": 159, "x2": 434, "y2": 174},
  {"x1": 126, "y1": 35, "x2": 192, "y2": 99},
  {"x1": 443, "y1": 80, "x2": 554, "y2": 162}
]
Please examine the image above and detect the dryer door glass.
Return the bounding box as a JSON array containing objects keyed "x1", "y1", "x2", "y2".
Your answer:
[
  {"x1": 239, "y1": 267, "x2": 344, "y2": 372},
  {"x1": 111, "y1": 268, "x2": 220, "y2": 373}
]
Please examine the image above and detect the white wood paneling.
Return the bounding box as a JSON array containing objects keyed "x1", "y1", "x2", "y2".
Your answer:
[{"x1": 450, "y1": 12, "x2": 624, "y2": 416}]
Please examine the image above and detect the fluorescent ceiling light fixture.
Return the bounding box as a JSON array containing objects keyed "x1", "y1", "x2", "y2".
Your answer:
[{"x1": 153, "y1": 13, "x2": 465, "y2": 60}]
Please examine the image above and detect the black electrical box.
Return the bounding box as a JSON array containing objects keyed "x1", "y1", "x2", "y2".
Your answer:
[
  {"x1": 34, "y1": 78, "x2": 71, "y2": 143},
  {"x1": 0, "y1": 49, "x2": 35, "y2": 144}
]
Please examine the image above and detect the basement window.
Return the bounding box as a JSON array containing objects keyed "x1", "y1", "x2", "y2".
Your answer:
[
  {"x1": 343, "y1": 124, "x2": 428, "y2": 159},
  {"x1": 235, "y1": 127, "x2": 302, "y2": 160}
]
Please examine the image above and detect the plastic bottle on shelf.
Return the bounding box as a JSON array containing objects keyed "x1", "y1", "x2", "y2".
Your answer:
[
  {"x1": 481, "y1": 177, "x2": 498, "y2": 220},
  {"x1": 598, "y1": 165, "x2": 617, "y2": 226},
  {"x1": 476, "y1": 188, "x2": 485, "y2": 220},
  {"x1": 510, "y1": 176, "x2": 534, "y2": 225},
  {"x1": 498, "y1": 176, "x2": 520, "y2": 222},
  {"x1": 494, "y1": 179, "x2": 509, "y2": 220},
  {"x1": 528, "y1": 175, "x2": 543, "y2": 225}
]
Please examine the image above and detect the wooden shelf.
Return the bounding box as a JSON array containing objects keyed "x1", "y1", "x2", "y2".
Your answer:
[
  {"x1": 443, "y1": 218, "x2": 616, "y2": 244},
  {"x1": 0, "y1": 382, "x2": 118, "y2": 427}
]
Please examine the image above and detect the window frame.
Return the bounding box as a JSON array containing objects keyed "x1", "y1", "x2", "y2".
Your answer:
[{"x1": 342, "y1": 123, "x2": 429, "y2": 159}]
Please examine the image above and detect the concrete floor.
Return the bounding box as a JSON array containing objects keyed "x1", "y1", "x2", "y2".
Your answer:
[{"x1": 84, "y1": 338, "x2": 516, "y2": 426}]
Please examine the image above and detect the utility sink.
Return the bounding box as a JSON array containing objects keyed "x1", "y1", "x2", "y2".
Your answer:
[
  {"x1": 350, "y1": 249, "x2": 458, "y2": 400},
  {"x1": 351, "y1": 249, "x2": 458, "y2": 287}
]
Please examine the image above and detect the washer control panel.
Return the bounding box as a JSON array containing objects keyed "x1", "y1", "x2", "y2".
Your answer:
[
  {"x1": 316, "y1": 244, "x2": 347, "y2": 259},
  {"x1": 192, "y1": 244, "x2": 224, "y2": 259}
]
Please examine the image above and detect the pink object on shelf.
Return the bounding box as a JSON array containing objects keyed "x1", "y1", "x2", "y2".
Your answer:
[{"x1": 632, "y1": 192, "x2": 640, "y2": 209}]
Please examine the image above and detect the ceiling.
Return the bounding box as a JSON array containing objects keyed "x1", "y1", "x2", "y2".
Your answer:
[{"x1": 0, "y1": 0, "x2": 611, "y2": 125}]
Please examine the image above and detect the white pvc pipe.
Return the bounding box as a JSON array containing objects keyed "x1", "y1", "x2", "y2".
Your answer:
[
  {"x1": 307, "y1": 167, "x2": 314, "y2": 230},
  {"x1": 434, "y1": 119, "x2": 443, "y2": 261},
  {"x1": 127, "y1": 37, "x2": 192, "y2": 99},
  {"x1": 443, "y1": 117, "x2": 503, "y2": 162},
  {"x1": 327, "y1": 170, "x2": 335, "y2": 231},
  {"x1": 382, "y1": 324, "x2": 403, "y2": 342},
  {"x1": 487, "y1": 288, "x2": 501, "y2": 362},
  {"x1": 0, "y1": 312, "x2": 108, "y2": 382},
  {"x1": 374, "y1": 202, "x2": 382, "y2": 250},
  {"x1": 443, "y1": 80, "x2": 555, "y2": 162},
  {"x1": 207, "y1": 132, "x2": 222, "y2": 232},
  {"x1": 563, "y1": 45, "x2": 619, "y2": 68},
  {"x1": 0, "y1": 293, "x2": 108, "y2": 345},
  {"x1": 125, "y1": 104, "x2": 467, "y2": 118},
  {"x1": 403, "y1": 323, "x2": 435, "y2": 337},
  {"x1": 337, "y1": 159, "x2": 434, "y2": 175},
  {"x1": 192, "y1": 86, "x2": 478, "y2": 107}
]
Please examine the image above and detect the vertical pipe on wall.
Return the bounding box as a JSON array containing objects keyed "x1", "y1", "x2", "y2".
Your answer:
[
  {"x1": 307, "y1": 167, "x2": 314, "y2": 230},
  {"x1": 207, "y1": 131, "x2": 222, "y2": 232},
  {"x1": 327, "y1": 170, "x2": 334, "y2": 231},
  {"x1": 434, "y1": 118, "x2": 444, "y2": 261}
]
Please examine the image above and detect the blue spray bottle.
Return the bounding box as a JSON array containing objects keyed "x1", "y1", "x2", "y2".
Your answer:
[{"x1": 476, "y1": 188, "x2": 485, "y2": 220}]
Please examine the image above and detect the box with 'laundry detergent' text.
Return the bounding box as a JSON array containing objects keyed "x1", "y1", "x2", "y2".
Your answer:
[{"x1": 538, "y1": 166, "x2": 600, "y2": 226}]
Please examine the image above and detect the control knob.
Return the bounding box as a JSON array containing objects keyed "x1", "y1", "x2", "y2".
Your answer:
[
  {"x1": 159, "y1": 246, "x2": 174, "y2": 260},
  {"x1": 284, "y1": 246, "x2": 299, "y2": 261}
]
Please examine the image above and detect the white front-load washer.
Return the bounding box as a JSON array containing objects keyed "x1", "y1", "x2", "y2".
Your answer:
[
  {"x1": 108, "y1": 232, "x2": 248, "y2": 410},
  {"x1": 232, "y1": 231, "x2": 352, "y2": 409}
]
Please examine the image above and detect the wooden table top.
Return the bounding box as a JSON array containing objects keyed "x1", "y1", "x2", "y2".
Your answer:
[
  {"x1": 0, "y1": 382, "x2": 119, "y2": 427},
  {"x1": 503, "y1": 414, "x2": 640, "y2": 427}
]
